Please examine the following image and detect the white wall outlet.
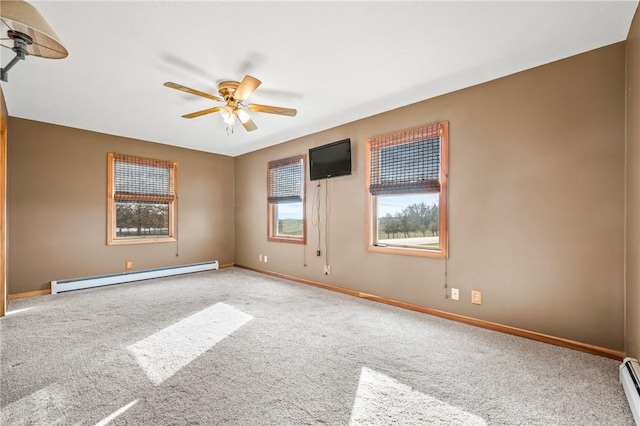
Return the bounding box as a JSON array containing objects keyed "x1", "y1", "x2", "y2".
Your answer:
[
  {"x1": 323, "y1": 265, "x2": 331, "y2": 275},
  {"x1": 451, "y1": 288, "x2": 459, "y2": 300},
  {"x1": 259, "y1": 254, "x2": 263, "y2": 262},
  {"x1": 264, "y1": 255, "x2": 268, "y2": 263},
  {"x1": 472, "y1": 290, "x2": 482, "y2": 305}
]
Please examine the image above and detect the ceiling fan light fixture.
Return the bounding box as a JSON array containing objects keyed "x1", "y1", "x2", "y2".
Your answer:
[
  {"x1": 219, "y1": 106, "x2": 231, "y2": 119},
  {"x1": 223, "y1": 114, "x2": 235, "y2": 127},
  {"x1": 164, "y1": 74, "x2": 297, "y2": 134},
  {"x1": 221, "y1": 105, "x2": 236, "y2": 127}
]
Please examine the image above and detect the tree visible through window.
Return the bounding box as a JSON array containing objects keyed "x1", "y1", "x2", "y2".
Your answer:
[
  {"x1": 366, "y1": 122, "x2": 448, "y2": 258},
  {"x1": 267, "y1": 155, "x2": 306, "y2": 244},
  {"x1": 378, "y1": 193, "x2": 440, "y2": 242},
  {"x1": 116, "y1": 202, "x2": 169, "y2": 237},
  {"x1": 107, "y1": 153, "x2": 178, "y2": 245}
]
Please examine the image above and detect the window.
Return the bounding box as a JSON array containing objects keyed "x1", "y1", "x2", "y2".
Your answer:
[
  {"x1": 366, "y1": 121, "x2": 448, "y2": 258},
  {"x1": 267, "y1": 155, "x2": 306, "y2": 244},
  {"x1": 107, "y1": 153, "x2": 178, "y2": 245}
]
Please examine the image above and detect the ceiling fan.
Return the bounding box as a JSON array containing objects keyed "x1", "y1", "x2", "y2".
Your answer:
[{"x1": 164, "y1": 75, "x2": 297, "y2": 133}]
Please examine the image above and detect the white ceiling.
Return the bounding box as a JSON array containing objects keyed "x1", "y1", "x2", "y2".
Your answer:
[{"x1": 1, "y1": 1, "x2": 638, "y2": 157}]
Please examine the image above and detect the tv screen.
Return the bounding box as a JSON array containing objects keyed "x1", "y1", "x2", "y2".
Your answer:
[{"x1": 309, "y1": 139, "x2": 352, "y2": 181}]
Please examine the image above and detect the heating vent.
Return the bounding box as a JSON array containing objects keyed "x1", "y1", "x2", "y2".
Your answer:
[
  {"x1": 620, "y1": 357, "x2": 640, "y2": 425},
  {"x1": 51, "y1": 261, "x2": 219, "y2": 294}
]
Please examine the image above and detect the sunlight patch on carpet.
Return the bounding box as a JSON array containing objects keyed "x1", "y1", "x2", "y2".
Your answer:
[
  {"x1": 349, "y1": 367, "x2": 487, "y2": 425},
  {"x1": 94, "y1": 399, "x2": 138, "y2": 426},
  {"x1": 1, "y1": 383, "x2": 70, "y2": 425},
  {"x1": 6, "y1": 307, "x2": 35, "y2": 315},
  {"x1": 128, "y1": 302, "x2": 253, "y2": 385}
]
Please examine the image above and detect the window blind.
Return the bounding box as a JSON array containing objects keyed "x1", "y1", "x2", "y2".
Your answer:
[
  {"x1": 267, "y1": 155, "x2": 304, "y2": 204},
  {"x1": 113, "y1": 153, "x2": 175, "y2": 203},
  {"x1": 369, "y1": 123, "x2": 441, "y2": 196}
]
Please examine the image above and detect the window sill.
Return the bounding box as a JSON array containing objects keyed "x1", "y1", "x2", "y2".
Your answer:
[
  {"x1": 268, "y1": 236, "x2": 306, "y2": 245},
  {"x1": 108, "y1": 237, "x2": 177, "y2": 246},
  {"x1": 367, "y1": 244, "x2": 447, "y2": 259}
]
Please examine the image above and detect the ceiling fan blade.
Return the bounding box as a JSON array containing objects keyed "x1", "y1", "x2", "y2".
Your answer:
[
  {"x1": 248, "y1": 103, "x2": 297, "y2": 117},
  {"x1": 234, "y1": 75, "x2": 261, "y2": 101},
  {"x1": 164, "y1": 82, "x2": 222, "y2": 102},
  {"x1": 240, "y1": 116, "x2": 258, "y2": 132},
  {"x1": 182, "y1": 107, "x2": 221, "y2": 119}
]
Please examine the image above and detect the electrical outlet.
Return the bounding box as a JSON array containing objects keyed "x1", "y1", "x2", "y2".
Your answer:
[
  {"x1": 259, "y1": 254, "x2": 262, "y2": 262},
  {"x1": 472, "y1": 290, "x2": 482, "y2": 305},
  {"x1": 323, "y1": 265, "x2": 331, "y2": 275},
  {"x1": 264, "y1": 256, "x2": 268, "y2": 263},
  {"x1": 316, "y1": 250, "x2": 321, "y2": 256},
  {"x1": 451, "y1": 288, "x2": 459, "y2": 300},
  {"x1": 125, "y1": 260, "x2": 133, "y2": 270}
]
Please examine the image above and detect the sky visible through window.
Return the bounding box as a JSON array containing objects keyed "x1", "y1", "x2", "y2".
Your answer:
[
  {"x1": 277, "y1": 202, "x2": 303, "y2": 219},
  {"x1": 378, "y1": 193, "x2": 438, "y2": 216}
]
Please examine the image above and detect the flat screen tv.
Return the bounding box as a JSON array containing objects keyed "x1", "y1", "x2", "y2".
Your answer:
[{"x1": 309, "y1": 138, "x2": 352, "y2": 181}]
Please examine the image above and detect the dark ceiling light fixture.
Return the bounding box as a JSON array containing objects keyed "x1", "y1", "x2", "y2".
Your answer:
[{"x1": 0, "y1": 0, "x2": 68, "y2": 82}]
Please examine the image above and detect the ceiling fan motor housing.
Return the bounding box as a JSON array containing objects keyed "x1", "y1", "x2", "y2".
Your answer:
[{"x1": 218, "y1": 81, "x2": 240, "y2": 102}]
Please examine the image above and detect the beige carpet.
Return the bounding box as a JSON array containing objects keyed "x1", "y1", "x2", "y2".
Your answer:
[{"x1": 1, "y1": 267, "x2": 634, "y2": 425}]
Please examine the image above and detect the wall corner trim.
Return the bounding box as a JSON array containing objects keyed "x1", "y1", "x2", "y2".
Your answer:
[
  {"x1": 235, "y1": 264, "x2": 625, "y2": 361},
  {"x1": 8, "y1": 289, "x2": 51, "y2": 301}
]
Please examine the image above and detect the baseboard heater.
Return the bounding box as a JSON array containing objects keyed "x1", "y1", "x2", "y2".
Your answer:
[
  {"x1": 51, "y1": 261, "x2": 219, "y2": 294},
  {"x1": 620, "y1": 357, "x2": 640, "y2": 425}
]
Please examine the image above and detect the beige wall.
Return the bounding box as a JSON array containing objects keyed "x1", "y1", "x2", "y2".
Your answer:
[
  {"x1": 235, "y1": 43, "x2": 626, "y2": 351},
  {"x1": 626, "y1": 8, "x2": 640, "y2": 359},
  {"x1": 7, "y1": 118, "x2": 235, "y2": 294}
]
